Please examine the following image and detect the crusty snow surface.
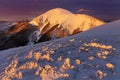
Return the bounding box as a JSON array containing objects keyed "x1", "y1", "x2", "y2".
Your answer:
[{"x1": 0, "y1": 20, "x2": 120, "y2": 80}]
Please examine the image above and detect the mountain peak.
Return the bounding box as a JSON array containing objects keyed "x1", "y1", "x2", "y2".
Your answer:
[
  {"x1": 30, "y1": 8, "x2": 105, "y2": 36},
  {"x1": 45, "y1": 8, "x2": 73, "y2": 14}
]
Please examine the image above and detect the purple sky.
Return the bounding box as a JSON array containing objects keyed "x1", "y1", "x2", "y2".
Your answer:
[{"x1": 0, "y1": 0, "x2": 120, "y2": 21}]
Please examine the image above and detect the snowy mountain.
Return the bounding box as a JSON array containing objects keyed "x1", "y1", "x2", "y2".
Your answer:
[
  {"x1": 30, "y1": 8, "x2": 105, "y2": 37},
  {"x1": 0, "y1": 20, "x2": 120, "y2": 80},
  {"x1": 0, "y1": 8, "x2": 106, "y2": 51},
  {"x1": 0, "y1": 21, "x2": 15, "y2": 33}
]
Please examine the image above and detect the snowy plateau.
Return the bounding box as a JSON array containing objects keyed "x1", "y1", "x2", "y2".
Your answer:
[{"x1": 0, "y1": 8, "x2": 120, "y2": 80}]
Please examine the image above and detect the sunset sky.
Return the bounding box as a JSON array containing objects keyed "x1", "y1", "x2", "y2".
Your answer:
[{"x1": 0, "y1": 0, "x2": 120, "y2": 21}]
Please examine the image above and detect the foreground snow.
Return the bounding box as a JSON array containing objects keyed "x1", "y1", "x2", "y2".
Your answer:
[{"x1": 0, "y1": 20, "x2": 120, "y2": 80}]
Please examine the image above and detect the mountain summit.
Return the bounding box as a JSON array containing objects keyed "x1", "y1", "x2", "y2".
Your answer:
[{"x1": 30, "y1": 8, "x2": 105, "y2": 37}]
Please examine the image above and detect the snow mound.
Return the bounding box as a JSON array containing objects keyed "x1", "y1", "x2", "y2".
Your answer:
[
  {"x1": 0, "y1": 20, "x2": 120, "y2": 80},
  {"x1": 30, "y1": 8, "x2": 105, "y2": 35}
]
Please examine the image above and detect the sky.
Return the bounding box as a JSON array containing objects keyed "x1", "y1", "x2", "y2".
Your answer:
[{"x1": 0, "y1": 0, "x2": 120, "y2": 21}]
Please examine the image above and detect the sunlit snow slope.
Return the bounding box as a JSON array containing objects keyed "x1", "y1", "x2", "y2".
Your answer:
[
  {"x1": 79, "y1": 19, "x2": 120, "y2": 36},
  {"x1": 30, "y1": 8, "x2": 105, "y2": 35}
]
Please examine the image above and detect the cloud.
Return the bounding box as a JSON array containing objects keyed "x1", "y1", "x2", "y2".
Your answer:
[{"x1": 76, "y1": 8, "x2": 90, "y2": 13}]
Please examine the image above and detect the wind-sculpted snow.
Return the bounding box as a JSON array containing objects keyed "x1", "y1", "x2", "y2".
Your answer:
[{"x1": 0, "y1": 37, "x2": 118, "y2": 80}]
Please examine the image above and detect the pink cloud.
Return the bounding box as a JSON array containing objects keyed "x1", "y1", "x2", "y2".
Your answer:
[{"x1": 76, "y1": 8, "x2": 90, "y2": 13}]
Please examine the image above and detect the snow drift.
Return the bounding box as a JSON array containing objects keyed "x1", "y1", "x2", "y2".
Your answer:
[{"x1": 0, "y1": 20, "x2": 120, "y2": 80}]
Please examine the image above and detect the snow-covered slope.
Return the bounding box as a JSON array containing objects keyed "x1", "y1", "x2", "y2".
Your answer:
[
  {"x1": 79, "y1": 19, "x2": 120, "y2": 36},
  {"x1": 30, "y1": 8, "x2": 105, "y2": 35},
  {"x1": 0, "y1": 20, "x2": 120, "y2": 80}
]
